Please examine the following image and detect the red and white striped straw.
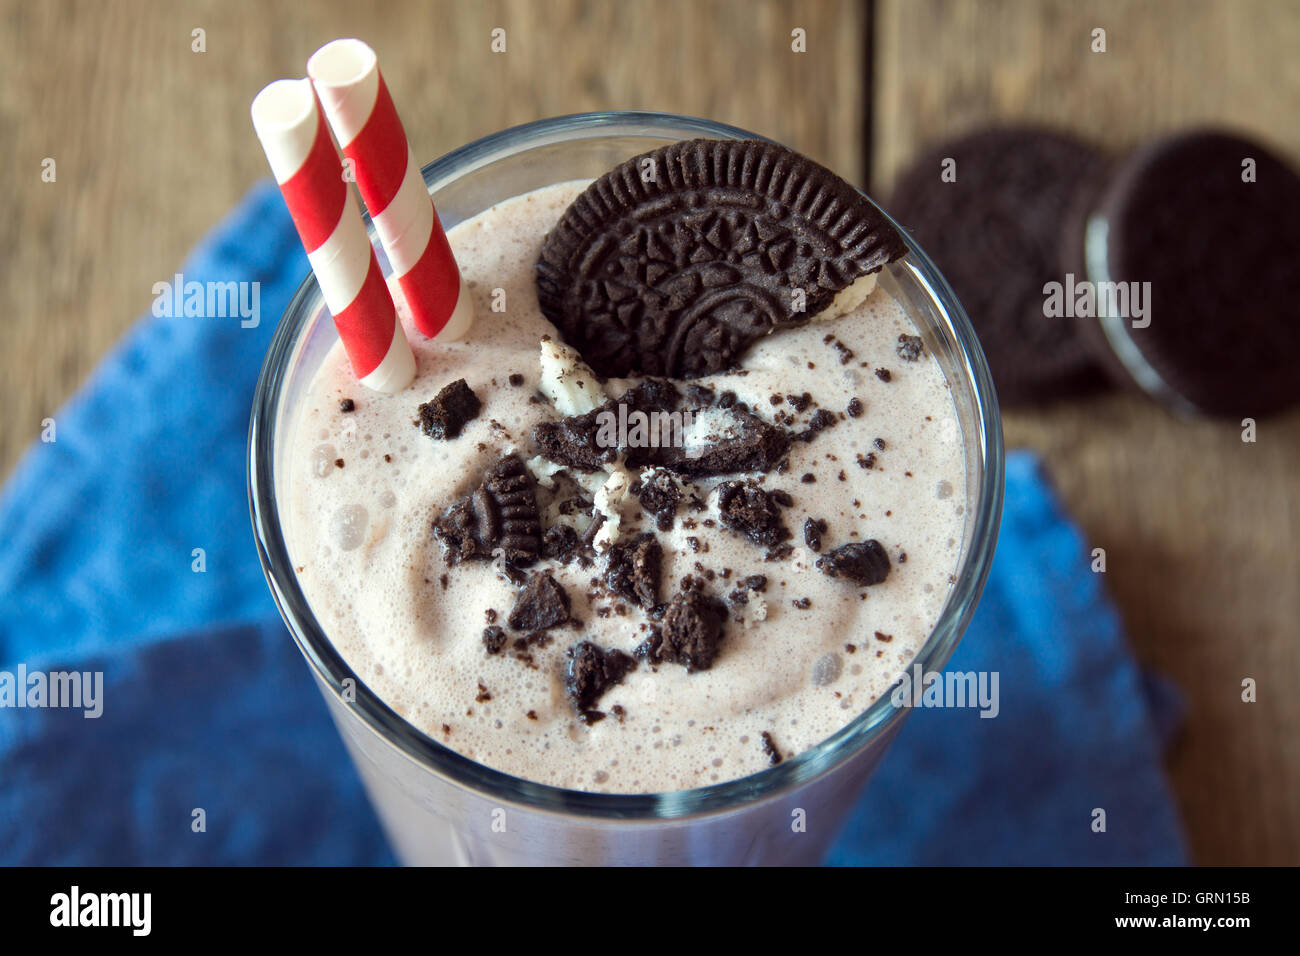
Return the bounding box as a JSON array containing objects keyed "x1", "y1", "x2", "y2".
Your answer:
[
  {"x1": 308, "y1": 39, "x2": 476, "y2": 342},
  {"x1": 251, "y1": 78, "x2": 416, "y2": 393}
]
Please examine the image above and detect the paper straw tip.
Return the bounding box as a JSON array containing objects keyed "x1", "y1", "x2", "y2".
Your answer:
[{"x1": 308, "y1": 38, "x2": 378, "y2": 88}]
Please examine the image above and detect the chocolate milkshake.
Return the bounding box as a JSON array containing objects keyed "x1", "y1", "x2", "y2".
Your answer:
[{"x1": 281, "y1": 156, "x2": 967, "y2": 793}]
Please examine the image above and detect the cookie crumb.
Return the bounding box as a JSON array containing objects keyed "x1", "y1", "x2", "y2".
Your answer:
[
  {"x1": 482, "y1": 626, "x2": 506, "y2": 655},
  {"x1": 817, "y1": 540, "x2": 891, "y2": 586},
  {"x1": 565, "y1": 641, "x2": 636, "y2": 718},
  {"x1": 716, "y1": 480, "x2": 792, "y2": 547},
  {"x1": 417, "y1": 378, "x2": 482, "y2": 440},
  {"x1": 803, "y1": 517, "x2": 828, "y2": 552},
  {"x1": 508, "y1": 572, "x2": 571, "y2": 631},
  {"x1": 897, "y1": 334, "x2": 925, "y2": 362}
]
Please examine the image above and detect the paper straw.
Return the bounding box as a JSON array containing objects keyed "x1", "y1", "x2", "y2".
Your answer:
[
  {"x1": 308, "y1": 38, "x2": 476, "y2": 341},
  {"x1": 251, "y1": 78, "x2": 415, "y2": 393}
]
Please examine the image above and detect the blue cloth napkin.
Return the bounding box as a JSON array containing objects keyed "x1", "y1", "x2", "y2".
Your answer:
[{"x1": 0, "y1": 182, "x2": 1188, "y2": 865}]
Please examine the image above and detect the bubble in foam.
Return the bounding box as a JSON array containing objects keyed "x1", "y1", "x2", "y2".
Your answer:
[
  {"x1": 311, "y1": 444, "x2": 337, "y2": 478},
  {"x1": 332, "y1": 504, "x2": 369, "y2": 551},
  {"x1": 936, "y1": 480, "x2": 953, "y2": 500},
  {"x1": 379, "y1": 489, "x2": 397, "y2": 509},
  {"x1": 811, "y1": 653, "x2": 843, "y2": 687}
]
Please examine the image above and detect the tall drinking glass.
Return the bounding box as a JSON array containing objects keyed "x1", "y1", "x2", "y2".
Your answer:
[{"x1": 249, "y1": 112, "x2": 1004, "y2": 865}]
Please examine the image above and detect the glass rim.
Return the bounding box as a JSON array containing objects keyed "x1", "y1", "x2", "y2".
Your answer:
[{"x1": 249, "y1": 110, "x2": 1004, "y2": 820}]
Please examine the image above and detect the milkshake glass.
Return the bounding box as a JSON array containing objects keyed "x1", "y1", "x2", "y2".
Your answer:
[{"x1": 249, "y1": 112, "x2": 1004, "y2": 865}]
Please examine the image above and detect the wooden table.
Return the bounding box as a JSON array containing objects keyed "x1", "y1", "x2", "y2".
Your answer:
[{"x1": 3, "y1": 0, "x2": 1297, "y2": 864}]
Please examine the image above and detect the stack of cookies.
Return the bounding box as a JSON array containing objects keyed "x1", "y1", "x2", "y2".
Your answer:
[{"x1": 886, "y1": 128, "x2": 1300, "y2": 418}]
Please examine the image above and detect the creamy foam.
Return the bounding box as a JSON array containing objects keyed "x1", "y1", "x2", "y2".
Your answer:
[{"x1": 283, "y1": 181, "x2": 967, "y2": 792}]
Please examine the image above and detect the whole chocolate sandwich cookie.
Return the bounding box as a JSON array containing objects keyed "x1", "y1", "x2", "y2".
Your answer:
[
  {"x1": 1075, "y1": 129, "x2": 1300, "y2": 418},
  {"x1": 888, "y1": 127, "x2": 1110, "y2": 406},
  {"x1": 536, "y1": 138, "x2": 907, "y2": 378}
]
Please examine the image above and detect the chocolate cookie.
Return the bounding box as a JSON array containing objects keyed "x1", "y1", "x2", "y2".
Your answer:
[
  {"x1": 817, "y1": 540, "x2": 890, "y2": 587},
  {"x1": 632, "y1": 407, "x2": 791, "y2": 476},
  {"x1": 416, "y1": 379, "x2": 480, "y2": 440},
  {"x1": 605, "y1": 532, "x2": 662, "y2": 609},
  {"x1": 565, "y1": 641, "x2": 637, "y2": 719},
  {"x1": 714, "y1": 480, "x2": 792, "y2": 547},
  {"x1": 1077, "y1": 130, "x2": 1300, "y2": 418},
  {"x1": 537, "y1": 138, "x2": 907, "y2": 379},
  {"x1": 532, "y1": 379, "x2": 679, "y2": 472},
  {"x1": 507, "y1": 572, "x2": 570, "y2": 631},
  {"x1": 887, "y1": 127, "x2": 1110, "y2": 405},
  {"x1": 433, "y1": 454, "x2": 541, "y2": 566},
  {"x1": 658, "y1": 586, "x2": 729, "y2": 672}
]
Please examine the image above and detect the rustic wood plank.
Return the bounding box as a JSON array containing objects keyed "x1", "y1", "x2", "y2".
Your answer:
[
  {"x1": 875, "y1": 0, "x2": 1300, "y2": 865},
  {"x1": 1, "y1": 0, "x2": 863, "y2": 479}
]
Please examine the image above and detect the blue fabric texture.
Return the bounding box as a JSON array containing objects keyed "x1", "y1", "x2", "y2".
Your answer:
[{"x1": 0, "y1": 182, "x2": 1188, "y2": 865}]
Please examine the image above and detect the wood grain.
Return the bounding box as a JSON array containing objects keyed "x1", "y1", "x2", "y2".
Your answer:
[
  {"x1": 874, "y1": 0, "x2": 1300, "y2": 864},
  {"x1": 0, "y1": 0, "x2": 863, "y2": 479}
]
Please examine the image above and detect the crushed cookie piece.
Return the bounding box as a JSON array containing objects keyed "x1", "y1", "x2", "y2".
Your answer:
[
  {"x1": 565, "y1": 641, "x2": 636, "y2": 718},
  {"x1": 897, "y1": 334, "x2": 925, "y2": 362},
  {"x1": 638, "y1": 469, "x2": 681, "y2": 531},
  {"x1": 417, "y1": 379, "x2": 481, "y2": 440},
  {"x1": 817, "y1": 540, "x2": 891, "y2": 586},
  {"x1": 482, "y1": 625, "x2": 506, "y2": 654},
  {"x1": 658, "y1": 587, "x2": 728, "y2": 672},
  {"x1": 803, "y1": 517, "x2": 828, "y2": 552},
  {"x1": 507, "y1": 572, "x2": 570, "y2": 631},
  {"x1": 605, "y1": 532, "x2": 661, "y2": 609},
  {"x1": 715, "y1": 480, "x2": 792, "y2": 547},
  {"x1": 434, "y1": 454, "x2": 541, "y2": 566}
]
